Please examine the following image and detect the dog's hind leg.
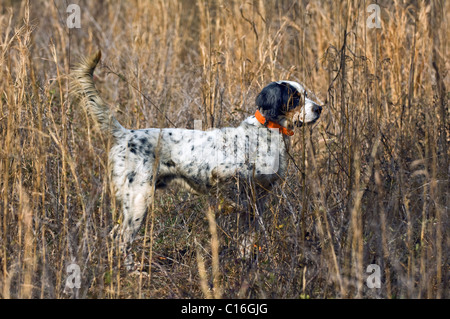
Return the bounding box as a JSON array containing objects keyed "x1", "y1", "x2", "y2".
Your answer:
[{"x1": 119, "y1": 182, "x2": 152, "y2": 271}]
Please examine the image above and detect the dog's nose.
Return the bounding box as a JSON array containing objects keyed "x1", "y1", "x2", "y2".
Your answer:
[{"x1": 313, "y1": 104, "x2": 322, "y2": 114}]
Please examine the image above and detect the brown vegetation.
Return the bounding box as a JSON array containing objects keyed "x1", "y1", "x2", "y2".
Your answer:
[{"x1": 0, "y1": 0, "x2": 448, "y2": 298}]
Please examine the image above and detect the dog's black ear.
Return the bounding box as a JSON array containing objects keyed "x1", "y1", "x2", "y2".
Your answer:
[{"x1": 256, "y1": 82, "x2": 283, "y2": 121}]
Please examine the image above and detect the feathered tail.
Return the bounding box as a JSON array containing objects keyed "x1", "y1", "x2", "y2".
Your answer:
[{"x1": 70, "y1": 51, "x2": 125, "y2": 137}]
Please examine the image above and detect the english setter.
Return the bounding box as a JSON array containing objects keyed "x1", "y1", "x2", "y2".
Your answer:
[{"x1": 71, "y1": 51, "x2": 322, "y2": 270}]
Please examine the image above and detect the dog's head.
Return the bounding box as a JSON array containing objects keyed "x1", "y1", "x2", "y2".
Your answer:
[{"x1": 256, "y1": 81, "x2": 322, "y2": 129}]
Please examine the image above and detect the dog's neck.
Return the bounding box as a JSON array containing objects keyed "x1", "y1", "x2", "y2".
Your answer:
[{"x1": 253, "y1": 110, "x2": 294, "y2": 136}]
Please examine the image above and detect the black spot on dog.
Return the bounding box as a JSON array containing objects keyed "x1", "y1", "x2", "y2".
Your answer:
[
  {"x1": 139, "y1": 137, "x2": 148, "y2": 144},
  {"x1": 128, "y1": 141, "x2": 137, "y2": 154},
  {"x1": 127, "y1": 171, "x2": 136, "y2": 184},
  {"x1": 164, "y1": 160, "x2": 176, "y2": 168},
  {"x1": 145, "y1": 149, "x2": 153, "y2": 157}
]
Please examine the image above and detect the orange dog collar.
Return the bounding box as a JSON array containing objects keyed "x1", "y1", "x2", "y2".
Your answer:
[{"x1": 254, "y1": 110, "x2": 294, "y2": 136}]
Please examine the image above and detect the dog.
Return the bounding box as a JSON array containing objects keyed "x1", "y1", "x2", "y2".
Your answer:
[{"x1": 71, "y1": 51, "x2": 322, "y2": 270}]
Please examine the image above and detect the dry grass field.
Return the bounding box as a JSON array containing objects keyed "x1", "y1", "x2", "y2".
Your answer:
[{"x1": 0, "y1": 0, "x2": 448, "y2": 299}]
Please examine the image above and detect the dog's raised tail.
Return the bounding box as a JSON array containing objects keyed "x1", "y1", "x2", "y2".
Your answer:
[{"x1": 70, "y1": 50, "x2": 125, "y2": 137}]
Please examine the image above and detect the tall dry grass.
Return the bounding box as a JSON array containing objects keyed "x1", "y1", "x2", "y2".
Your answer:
[{"x1": 0, "y1": 0, "x2": 448, "y2": 298}]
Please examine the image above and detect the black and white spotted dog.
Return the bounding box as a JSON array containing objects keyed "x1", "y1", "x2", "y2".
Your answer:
[{"x1": 71, "y1": 51, "x2": 322, "y2": 270}]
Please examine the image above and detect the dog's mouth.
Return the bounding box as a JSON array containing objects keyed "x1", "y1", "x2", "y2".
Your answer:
[
  {"x1": 294, "y1": 117, "x2": 320, "y2": 127},
  {"x1": 293, "y1": 113, "x2": 321, "y2": 128}
]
